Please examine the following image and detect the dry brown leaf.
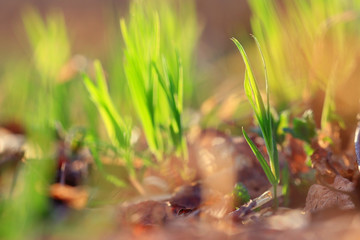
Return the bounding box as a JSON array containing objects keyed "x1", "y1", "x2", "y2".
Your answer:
[{"x1": 304, "y1": 175, "x2": 355, "y2": 213}]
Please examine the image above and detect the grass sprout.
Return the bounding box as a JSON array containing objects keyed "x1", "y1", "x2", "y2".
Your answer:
[
  {"x1": 120, "y1": 0, "x2": 197, "y2": 160},
  {"x1": 232, "y1": 37, "x2": 280, "y2": 208},
  {"x1": 152, "y1": 56, "x2": 188, "y2": 159}
]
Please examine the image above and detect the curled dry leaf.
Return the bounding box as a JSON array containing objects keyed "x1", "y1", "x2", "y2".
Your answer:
[
  {"x1": 304, "y1": 175, "x2": 355, "y2": 213},
  {"x1": 310, "y1": 142, "x2": 337, "y2": 182},
  {"x1": 311, "y1": 141, "x2": 357, "y2": 183},
  {"x1": 329, "y1": 153, "x2": 357, "y2": 179}
]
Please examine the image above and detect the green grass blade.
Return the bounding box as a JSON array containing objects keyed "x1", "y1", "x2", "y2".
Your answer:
[
  {"x1": 83, "y1": 74, "x2": 127, "y2": 149},
  {"x1": 252, "y1": 35, "x2": 280, "y2": 180},
  {"x1": 83, "y1": 61, "x2": 133, "y2": 172},
  {"x1": 233, "y1": 37, "x2": 280, "y2": 185},
  {"x1": 121, "y1": 12, "x2": 160, "y2": 157},
  {"x1": 251, "y1": 36, "x2": 280, "y2": 181},
  {"x1": 231, "y1": 37, "x2": 266, "y2": 120},
  {"x1": 152, "y1": 61, "x2": 183, "y2": 149},
  {"x1": 242, "y1": 128, "x2": 276, "y2": 184},
  {"x1": 177, "y1": 53, "x2": 184, "y2": 113},
  {"x1": 271, "y1": 135, "x2": 280, "y2": 181},
  {"x1": 120, "y1": 0, "x2": 196, "y2": 159},
  {"x1": 252, "y1": 35, "x2": 270, "y2": 120}
]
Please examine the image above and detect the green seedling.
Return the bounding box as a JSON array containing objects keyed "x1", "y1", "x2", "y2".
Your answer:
[
  {"x1": 233, "y1": 182, "x2": 251, "y2": 207},
  {"x1": 284, "y1": 110, "x2": 317, "y2": 166},
  {"x1": 284, "y1": 110, "x2": 317, "y2": 144},
  {"x1": 232, "y1": 37, "x2": 280, "y2": 209}
]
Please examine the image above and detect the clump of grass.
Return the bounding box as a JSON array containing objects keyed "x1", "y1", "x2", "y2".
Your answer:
[
  {"x1": 23, "y1": 8, "x2": 71, "y2": 130},
  {"x1": 83, "y1": 60, "x2": 144, "y2": 194},
  {"x1": 231, "y1": 37, "x2": 280, "y2": 208},
  {"x1": 23, "y1": 8, "x2": 70, "y2": 82},
  {"x1": 0, "y1": 9, "x2": 71, "y2": 239},
  {"x1": 120, "y1": 0, "x2": 198, "y2": 160},
  {"x1": 22, "y1": 8, "x2": 97, "y2": 132},
  {"x1": 249, "y1": 0, "x2": 360, "y2": 111}
]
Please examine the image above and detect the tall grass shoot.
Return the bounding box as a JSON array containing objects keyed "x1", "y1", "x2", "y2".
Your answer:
[{"x1": 232, "y1": 37, "x2": 280, "y2": 208}]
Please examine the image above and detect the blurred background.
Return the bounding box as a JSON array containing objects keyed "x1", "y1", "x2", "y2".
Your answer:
[
  {"x1": 1, "y1": 0, "x2": 359, "y2": 126},
  {"x1": 0, "y1": 0, "x2": 250, "y2": 58},
  {"x1": 0, "y1": 0, "x2": 255, "y2": 129},
  {"x1": 0, "y1": 0, "x2": 360, "y2": 238}
]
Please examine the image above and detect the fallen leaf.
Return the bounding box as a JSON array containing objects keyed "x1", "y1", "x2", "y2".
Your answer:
[{"x1": 304, "y1": 175, "x2": 355, "y2": 212}]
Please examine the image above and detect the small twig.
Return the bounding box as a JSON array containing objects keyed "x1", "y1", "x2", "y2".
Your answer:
[{"x1": 228, "y1": 200, "x2": 257, "y2": 222}]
